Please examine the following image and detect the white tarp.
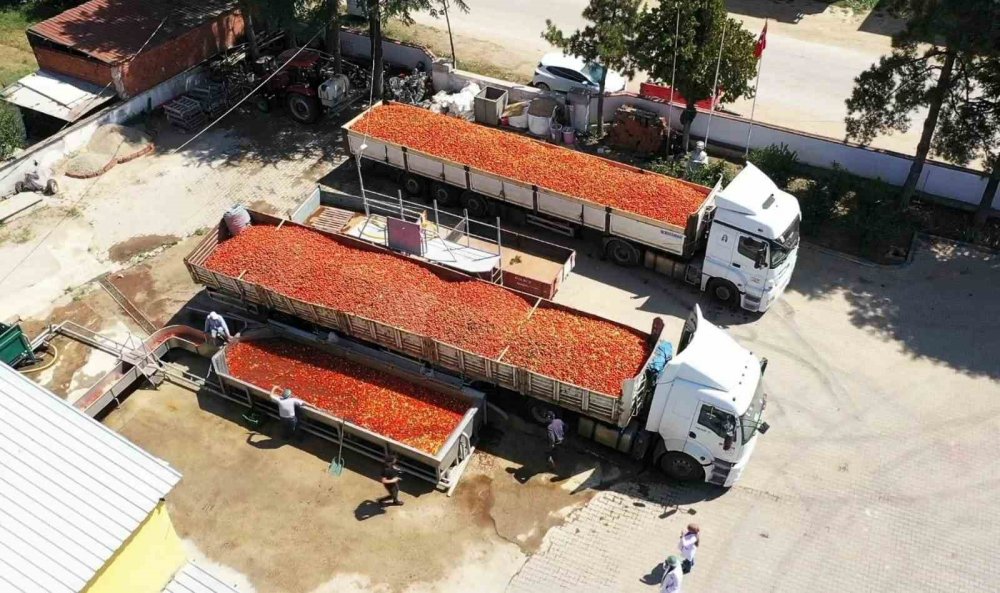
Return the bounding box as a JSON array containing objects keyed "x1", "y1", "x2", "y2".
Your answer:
[
  {"x1": 346, "y1": 215, "x2": 500, "y2": 274},
  {"x1": 1, "y1": 69, "x2": 114, "y2": 122}
]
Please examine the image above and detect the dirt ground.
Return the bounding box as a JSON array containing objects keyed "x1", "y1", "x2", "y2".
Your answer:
[{"x1": 103, "y1": 359, "x2": 628, "y2": 593}]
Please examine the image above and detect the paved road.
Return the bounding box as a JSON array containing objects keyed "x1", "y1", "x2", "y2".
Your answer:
[
  {"x1": 411, "y1": 1, "x2": 926, "y2": 155},
  {"x1": 507, "y1": 237, "x2": 1000, "y2": 593}
]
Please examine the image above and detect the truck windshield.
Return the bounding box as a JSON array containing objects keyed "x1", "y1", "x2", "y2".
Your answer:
[
  {"x1": 770, "y1": 216, "x2": 801, "y2": 268},
  {"x1": 740, "y1": 379, "x2": 766, "y2": 444}
]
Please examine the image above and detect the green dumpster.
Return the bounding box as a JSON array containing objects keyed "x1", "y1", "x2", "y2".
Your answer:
[{"x1": 0, "y1": 322, "x2": 34, "y2": 368}]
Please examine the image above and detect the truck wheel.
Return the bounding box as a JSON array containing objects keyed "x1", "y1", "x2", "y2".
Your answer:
[
  {"x1": 659, "y1": 452, "x2": 705, "y2": 482},
  {"x1": 707, "y1": 279, "x2": 739, "y2": 307},
  {"x1": 14, "y1": 181, "x2": 25, "y2": 194},
  {"x1": 461, "y1": 191, "x2": 490, "y2": 218},
  {"x1": 286, "y1": 93, "x2": 320, "y2": 124},
  {"x1": 606, "y1": 238, "x2": 640, "y2": 267},
  {"x1": 402, "y1": 174, "x2": 425, "y2": 198},
  {"x1": 45, "y1": 179, "x2": 59, "y2": 196},
  {"x1": 430, "y1": 182, "x2": 458, "y2": 206}
]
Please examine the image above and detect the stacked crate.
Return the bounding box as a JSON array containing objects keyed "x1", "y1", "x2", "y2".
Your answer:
[{"x1": 163, "y1": 96, "x2": 206, "y2": 131}]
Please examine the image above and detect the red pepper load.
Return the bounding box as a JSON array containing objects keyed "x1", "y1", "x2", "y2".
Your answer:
[
  {"x1": 227, "y1": 339, "x2": 469, "y2": 454},
  {"x1": 354, "y1": 102, "x2": 710, "y2": 227},
  {"x1": 206, "y1": 225, "x2": 649, "y2": 396}
]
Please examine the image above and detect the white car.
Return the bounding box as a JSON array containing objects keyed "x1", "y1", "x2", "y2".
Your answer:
[{"x1": 531, "y1": 52, "x2": 627, "y2": 94}]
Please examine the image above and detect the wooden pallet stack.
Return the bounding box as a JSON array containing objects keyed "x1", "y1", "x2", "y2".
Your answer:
[{"x1": 163, "y1": 96, "x2": 207, "y2": 131}]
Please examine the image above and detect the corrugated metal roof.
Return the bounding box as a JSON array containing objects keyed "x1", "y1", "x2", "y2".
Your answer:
[
  {"x1": 164, "y1": 561, "x2": 245, "y2": 593},
  {"x1": 0, "y1": 363, "x2": 181, "y2": 593},
  {"x1": 0, "y1": 69, "x2": 115, "y2": 121},
  {"x1": 29, "y1": 0, "x2": 240, "y2": 65}
]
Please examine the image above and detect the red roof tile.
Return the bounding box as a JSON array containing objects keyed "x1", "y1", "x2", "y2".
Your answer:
[{"x1": 29, "y1": 0, "x2": 239, "y2": 65}]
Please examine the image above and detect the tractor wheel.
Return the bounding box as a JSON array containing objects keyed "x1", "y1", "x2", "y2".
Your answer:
[{"x1": 286, "y1": 93, "x2": 320, "y2": 124}]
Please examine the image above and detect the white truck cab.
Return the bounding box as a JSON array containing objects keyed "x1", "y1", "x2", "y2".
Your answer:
[
  {"x1": 701, "y1": 163, "x2": 801, "y2": 313},
  {"x1": 646, "y1": 305, "x2": 769, "y2": 487}
]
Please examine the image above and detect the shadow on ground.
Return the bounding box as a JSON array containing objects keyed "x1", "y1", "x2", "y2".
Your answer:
[{"x1": 788, "y1": 239, "x2": 1000, "y2": 379}]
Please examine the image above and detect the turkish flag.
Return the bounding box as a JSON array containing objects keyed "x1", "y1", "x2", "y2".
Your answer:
[{"x1": 754, "y1": 22, "x2": 768, "y2": 59}]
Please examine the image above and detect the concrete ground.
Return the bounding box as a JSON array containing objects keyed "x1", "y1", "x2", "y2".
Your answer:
[
  {"x1": 406, "y1": 0, "x2": 928, "y2": 157},
  {"x1": 7, "y1": 105, "x2": 999, "y2": 592}
]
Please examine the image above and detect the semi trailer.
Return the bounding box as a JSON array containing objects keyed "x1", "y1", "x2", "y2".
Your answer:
[
  {"x1": 186, "y1": 210, "x2": 769, "y2": 486},
  {"x1": 343, "y1": 101, "x2": 801, "y2": 313}
]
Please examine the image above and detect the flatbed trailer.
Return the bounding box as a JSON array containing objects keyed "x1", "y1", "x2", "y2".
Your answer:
[
  {"x1": 342, "y1": 101, "x2": 720, "y2": 262},
  {"x1": 185, "y1": 210, "x2": 664, "y2": 428},
  {"x1": 212, "y1": 324, "x2": 483, "y2": 491}
]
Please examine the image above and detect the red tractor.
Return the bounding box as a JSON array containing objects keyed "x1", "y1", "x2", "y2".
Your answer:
[{"x1": 254, "y1": 49, "x2": 354, "y2": 124}]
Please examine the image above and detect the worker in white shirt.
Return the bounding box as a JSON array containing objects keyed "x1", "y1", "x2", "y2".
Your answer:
[
  {"x1": 678, "y1": 523, "x2": 700, "y2": 574},
  {"x1": 204, "y1": 311, "x2": 232, "y2": 346},
  {"x1": 272, "y1": 388, "x2": 305, "y2": 439},
  {"x1": 660, "y1": 555, "x2": 683, "y2": 593}
]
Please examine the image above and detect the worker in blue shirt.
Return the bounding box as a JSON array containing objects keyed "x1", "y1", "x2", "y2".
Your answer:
[
  {"x1": 204, "y1": 311, "x2": 232, "y2": 346},
  {"x1": 546, "y1": 412, "x2": 566, "y2": 471}
]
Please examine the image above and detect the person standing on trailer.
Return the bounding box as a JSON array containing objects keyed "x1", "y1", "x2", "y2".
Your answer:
[
  {"x1": 678, "y1": 524, "x2": 700, "y2": 574},
  {"x1": 660, "y1": 555, "x2": 683, "y2": 593},
  {"x1": 272, "y1": 388, "x2": 305, "y2": 440},
  {"x1": 380, "y1": 454, "x2": 404, "y2": 506},
  {"x1": 546, "y1": 412, "x2": 566, "y2": 471},
  {"x1": 204, "y1": 311, "x2": 233, "y2": 346}
]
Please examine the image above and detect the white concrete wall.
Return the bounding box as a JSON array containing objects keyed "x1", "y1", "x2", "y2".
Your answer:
[
  {"x1": 596, "y1": 94, "x2": 998, "y2": 210},
  {"x1": 0, "y1": 67, "x2": 206, "y2": 197},
  {"x1": 340, "y1": 30, "x2": 437, "y2": 70}
]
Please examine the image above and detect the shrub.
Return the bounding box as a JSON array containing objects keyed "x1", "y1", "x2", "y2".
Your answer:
[
  {"x1": 649, "y1": 157, "x2": 738, "y2": 188},
  {"x1": 800, "y1": 163, "x2": 853, "y2": 233},
  {"x1": 748, "y1": 143, "x2": 798, "y2": 188},
  {"x1": 0, "y1": 103, "x2": 26, "y2": 160}
]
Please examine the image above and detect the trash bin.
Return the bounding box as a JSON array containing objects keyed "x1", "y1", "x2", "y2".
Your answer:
[{"x1": 474, "y1": 86, "x2": 509, "y2": 126}]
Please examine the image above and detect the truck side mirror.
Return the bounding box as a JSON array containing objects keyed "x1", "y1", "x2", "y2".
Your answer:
[
  {"x1": 755, "y1": 249, "x2": 768, "y2": 269},
  {"x1": 723, "y1": 435, "x2": 734, "y2": 451}
]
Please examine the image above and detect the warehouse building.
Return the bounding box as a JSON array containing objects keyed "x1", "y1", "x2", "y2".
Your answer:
[
  {"x1": 2, "y1": 0, "x2": 244, "y2": 124},
  {"x1": 0, "y1": 363, "x2": 241, "y2": 593}
]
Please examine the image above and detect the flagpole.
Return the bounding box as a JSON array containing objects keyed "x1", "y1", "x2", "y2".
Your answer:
[
  {"x1": 666, "y1": 6, "x2": 680, "y2": 151},
  {"x1": 704, "y1": 19, "x2": 728, "y2": 148},
  {"x1": 746, "y1": 20, "x2": 767, "y2": 158}
]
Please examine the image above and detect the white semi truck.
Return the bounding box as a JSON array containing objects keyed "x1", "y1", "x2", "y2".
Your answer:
[
  {"x1": 343, "y1": 102, "x2": 801, "y2": 313},
  {"x1": 188, "y1": 211, "x2": 770, "y2": 487}
]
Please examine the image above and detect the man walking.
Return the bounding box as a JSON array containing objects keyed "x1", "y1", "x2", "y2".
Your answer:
[
  {"x1": 660, "y1": 555, "x2": 683, "y2": 593},
  {"x1": 379, "y1": 454, "x2": 404, "y2": 506},
  {"x1": 545, "y1": 412, "x2": 566, "y2": 472},
  {"x1": 678, "y1": 523, "x2": 700, "y2": 574},
  {"x1": 272, "y1": 388, "x2": 305, "y2": 440},
  {"x1": 204, "y1": 311, "x2": 232, "y2": 346}
]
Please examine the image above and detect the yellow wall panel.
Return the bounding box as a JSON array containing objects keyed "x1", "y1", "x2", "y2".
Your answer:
[{"x1": 83, "y1": 500, "x2": 185, "y2": 593}]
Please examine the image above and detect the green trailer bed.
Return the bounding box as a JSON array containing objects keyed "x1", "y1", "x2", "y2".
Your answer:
[{"x1": 0, "y1": 322, "x2": 34, "y2": 368}]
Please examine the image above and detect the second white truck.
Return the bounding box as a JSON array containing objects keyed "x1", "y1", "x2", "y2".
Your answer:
[{"x1": 343, "y1": 102, "x2": 801, "y2": 313}]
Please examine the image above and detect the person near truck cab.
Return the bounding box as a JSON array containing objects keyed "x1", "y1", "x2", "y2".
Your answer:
[
  {"x1": 660, "y1": 555, "x2": 683, "y2": 593},
  {"x1": 678, "y1": 524, "x2": 700, "y2": 574},
  {"x1": 272, "y1": 388, "x2": 305, "y2": 439},
  {"x1": 545, "y1": 412, "x2": 566, "y2": 471},
  {"x1": 204, "y1": 311, "x2": 232, "y2": 346}
]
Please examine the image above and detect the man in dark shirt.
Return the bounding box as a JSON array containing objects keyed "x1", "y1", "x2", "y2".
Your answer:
[
  {"x1": 380, "y1": 454, "x2": 403, "y2": 506},
  {"x1": 546, "y1": 412, "x2": 566, "y2": 471}
]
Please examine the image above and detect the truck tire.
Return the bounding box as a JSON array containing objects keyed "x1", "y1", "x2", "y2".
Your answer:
[
  {"x1": 45, "y1": 179, "x2": 59, "y2": 196},
  {"x1": 402, "y1": 174, "x2": 425, "y2": 198},
  {"x1": 461, "y1": 191, "x2": 490, "y2": 219},
  {"x1": 605, "y1": 238, "x2": 641, "y2": 267},
  {"x1": 14, "y1": 181, "x2": 24, "y2": 194},
  {"x1": 430, "y1": 182, "x2": 458, "y2": 206},
  {"x1": 707, "y1": 279, "x2": 739, "y2": 307},
  {"x1": 286, "y1": 93, "x2": 320, "y2": 124},
  {"x1": 658, "y1": 451, "x2": 705, "y2": 482}
]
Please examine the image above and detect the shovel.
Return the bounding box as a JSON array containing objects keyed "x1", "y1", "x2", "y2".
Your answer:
[{"x1": 328, "y1": 418, "x2": 346, "y2": 476}]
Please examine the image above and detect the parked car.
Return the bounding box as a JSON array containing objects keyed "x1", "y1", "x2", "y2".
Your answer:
[{"x1": 531, "y1": 52, "x2": 627, "y2": 94}]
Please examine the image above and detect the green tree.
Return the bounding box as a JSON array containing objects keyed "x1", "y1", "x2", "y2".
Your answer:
[
  {"x1": 632, "y1": 0, "x2": 758, "y2": 151},
  {"x1": 932, "y1": 56, "x2": 1000, "y2": 228},
  {"x1": 541, "y1": 0, "x2": 642, "y2": 136},
  {"x1": 433, "y1": 0, "x2": 470, "y2": 69},
  {"x1": 325, "y1": 0, "x2": 342, "y2": 74},
  {"x1": 0, "y1": 103, "x2": 26, "y2": 160},
  {"x1": 845, "y1": 0, "x2": 1000, "y2": 208},
  {"x1": 359, "y1": 1, "x2": 453, "y2": 99}
]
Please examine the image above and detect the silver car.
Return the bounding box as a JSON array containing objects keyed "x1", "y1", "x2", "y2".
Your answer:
[{"x1": 531, "y1": 52, "x2": 627, "y2": 94}]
